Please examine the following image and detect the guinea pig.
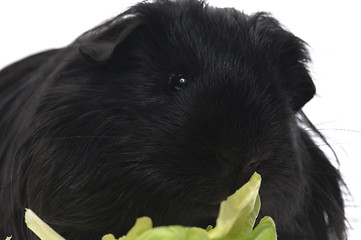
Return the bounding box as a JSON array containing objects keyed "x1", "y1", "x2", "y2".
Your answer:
[{"x1": 0, "y1": 0, "x2": 346, "y2": 239}]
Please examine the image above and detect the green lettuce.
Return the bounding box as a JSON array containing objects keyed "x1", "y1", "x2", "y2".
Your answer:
[{"x1": 24, "y1": 172, "x2": 277, "y2": 240}]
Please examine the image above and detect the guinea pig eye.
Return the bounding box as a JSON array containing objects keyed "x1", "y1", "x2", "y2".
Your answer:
[{"x1": 169, "y1": 74, "x2": 188, "y2": 91}]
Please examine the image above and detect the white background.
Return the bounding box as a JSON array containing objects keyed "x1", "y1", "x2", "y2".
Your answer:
[{"x1": 0, "y1": 0, "x2": 360, "y2": 239}]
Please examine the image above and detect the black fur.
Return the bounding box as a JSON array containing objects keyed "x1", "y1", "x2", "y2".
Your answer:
[{"x1": 0, "y1": 0, "x2": 346, "y2": 239}]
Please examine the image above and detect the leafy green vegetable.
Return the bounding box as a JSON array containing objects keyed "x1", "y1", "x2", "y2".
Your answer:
[
  {"x1": 207, "y1": 172, "x2": 261, "y2": 240},
  {"x1": 24, "y1": 172, "x2": 277, "y2": 240},
  {"x1": 25, "y1": 209, "x2": 65, "y2": 240},
  {"x1": 102, "y1": 217, "x2": 153, "y2": 240},
  {"x1": 240, "y1": 217, "x2": 277, "y2": 240},
  {"x1": 136, "y1": 225, "x2": 210, "y2": 240}
]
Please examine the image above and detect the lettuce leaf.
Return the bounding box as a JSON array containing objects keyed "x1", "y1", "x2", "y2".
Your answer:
[
  {"x1": 207, "y1": 172, "x2": 261, "y2": 239},
  {"x1": 25, "y1": 209, "x2": 65, "y2": 240},
  {"x1": 239, "y1": 217, "x2": 277, "y2": 240},
  {"x1": 24, "y1": 172, "x2": 277, "y2": 240}
]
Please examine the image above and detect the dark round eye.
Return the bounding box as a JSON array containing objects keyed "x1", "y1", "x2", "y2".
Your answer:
[{"x1": 169, "y1": 74, "x2": 188, "y2": 91}]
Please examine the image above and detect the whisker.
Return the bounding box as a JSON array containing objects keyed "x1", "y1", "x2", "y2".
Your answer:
[
  {"x1": 312, "y1": 120, "x2": 345, "y2": 127},
  {"x1": 315, "y1": 128, "x2": 361, "y2": 134},
  {"x1": 302, "y1": 142, "x2": 347, "y2": 149}
]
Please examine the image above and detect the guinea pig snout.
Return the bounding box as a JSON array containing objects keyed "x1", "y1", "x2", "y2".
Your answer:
[
  {"x1": 217, "y1": 150, "x2": 261, "y2": 173},
  {"x1": 212, "y1": 150, "x2": 259, "y2": 190},
  {"x1": 217, "y1": 150, "x2": 241, "y2": 167}
]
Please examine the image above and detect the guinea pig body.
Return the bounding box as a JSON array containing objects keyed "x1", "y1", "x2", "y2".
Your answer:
[{"x1": 0, "y1": 0, "x2": 345, "y2": 239}]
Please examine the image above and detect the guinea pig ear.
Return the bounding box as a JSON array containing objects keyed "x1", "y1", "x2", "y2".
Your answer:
[
  {"x1": 252, "y1": 13, "x2": 316, "y2": 111},
  {"x1": 77, "y1": 14, "x2": 141, "y2": 63},
  {"x1": 78, "y1": 41, "x2": 116, "y2": 63},
  {"x1": 277, "y1": 34, "x2": 316, "y2": 111}
]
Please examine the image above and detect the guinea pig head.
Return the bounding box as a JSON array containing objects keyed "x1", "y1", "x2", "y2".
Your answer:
[{"x1": 19, "y1": 0, "x2": 316, "y2": 238}]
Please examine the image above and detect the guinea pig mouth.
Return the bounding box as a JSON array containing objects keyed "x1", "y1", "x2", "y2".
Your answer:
[{"x1": 189, "y1": 202, "x2": 220, "y2": 228}]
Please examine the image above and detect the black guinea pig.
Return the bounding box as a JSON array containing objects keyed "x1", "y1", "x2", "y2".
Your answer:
[{"x1": 0, "y1": 0, "x2": 346, "y2": 239}]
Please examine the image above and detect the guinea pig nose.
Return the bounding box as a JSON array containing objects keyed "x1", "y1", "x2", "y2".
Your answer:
[{"x1": 218, "y1": 150, "x2": 239, "y2": 166}]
